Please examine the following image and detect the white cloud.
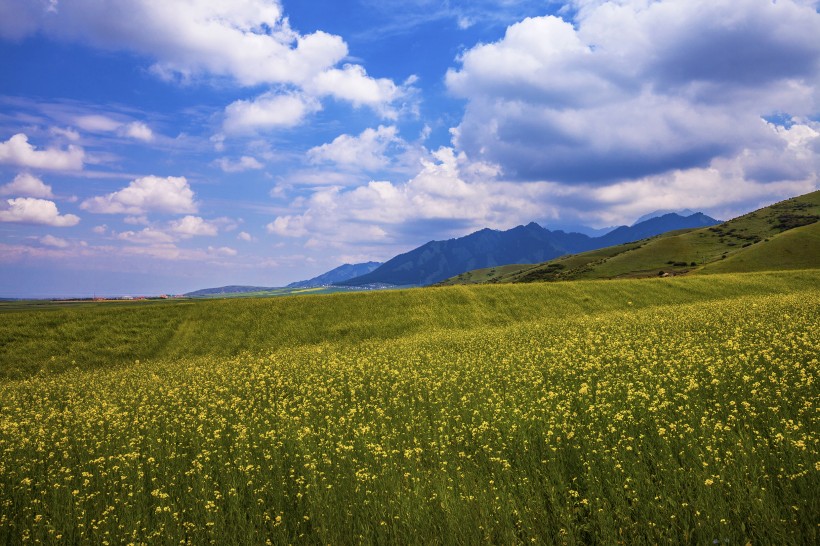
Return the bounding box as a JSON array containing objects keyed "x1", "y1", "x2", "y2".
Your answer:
[
  {"x1": 237, "y1": 231, "x2": 253, "y2": 241},
  {"x1": 169, "y1": 215, "x2": 219, "y2": 237},
  {"x1": 39, "y1": 234, "x2": 70, "y2": 248},
  {"x1": 573, "y1": 170, "x2": 817, "y2": 228},
  {"x1": 216, "y1": 155, "x2": 264, "y2": 173},
  {"x1": 124, "y1": 215, "x2": 149, "y2": 225},
  {"x1": 267, "y1": 147, "x2": 542, "y2": 245},
  {"x1": 81, "y1": 175, "x2": 197, "y2": 215},
  {"x1": 276, "y1": 170, "x2": 363, "y2": 188},
  {"x1": 446, "y1": 0, "x2": 820, "y2": 183},
  {"x1": 0, "y1": 197, "x2": 80, "y2": 227},
  {"x1": 123, "y1": 122, "x2": 154, "y2": 142},
  {"x1": 307, "y1": 126, "x2": 401, "y2": 171},
  {"x1": 74, "y1": 115, "x2": 155, "y2": 141},
  {"x1": 74, "y1": 114, "x2": 122, "y2": 133},
  {"x1": 0, "y1": 173, "x2": 55, "y2": 198},
  {"x1": 223, "y1": 92, "x2": 322, "y2": 133},
  {"x1": 113, "y1": 215, "x2": 223, "y2": 251},
  {"x1": 0, "y1": 134, "x2": 85, "y2": 170},
  {"x1": 50, "y1": 127, "x2": 81, "y2": 141},
  {"x1": 210, "y1": 133, "x2": 226, "y2": 152},
  {"x1": 92, "y1": 224, "x2": 108, "y2": 234},
  {"x1": 307, "y1": 64, "x2": 404, "y2": 114},
  {"x1": 117, "y1": 228, "x2": 176, "y2": 245},
  {"x1": 208, "y1": 246, "x2": 238, "y2": 257}
]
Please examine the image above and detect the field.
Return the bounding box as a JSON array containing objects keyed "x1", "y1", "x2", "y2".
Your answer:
[{"x1": 1, "y1": 271, "x2": 818, "y2": 544}]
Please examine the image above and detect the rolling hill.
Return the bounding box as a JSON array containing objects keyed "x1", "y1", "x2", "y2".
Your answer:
[
  {"x1": 439, "y1": 190, "x2": 820, "y2": 285},
  {"x1": 184, "y1": 285, "x2": 275, "y2": 297}
]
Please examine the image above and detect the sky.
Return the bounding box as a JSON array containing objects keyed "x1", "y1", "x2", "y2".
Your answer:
[{"x1": 0, "y1": 0, "x2": 819, "y2": 297}]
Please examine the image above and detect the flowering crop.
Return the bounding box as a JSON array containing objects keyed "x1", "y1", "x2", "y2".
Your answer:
[{"x1": 0, "y1": 280, "x2": 817, "y2": 544}]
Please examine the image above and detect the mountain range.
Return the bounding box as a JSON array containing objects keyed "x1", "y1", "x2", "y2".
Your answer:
[
  {"x1": 286, "y1": 262, "x2": 382, "y2": 288},
  {"x1": 337, "y1": 212, "x2": 720, "y2": 287}
]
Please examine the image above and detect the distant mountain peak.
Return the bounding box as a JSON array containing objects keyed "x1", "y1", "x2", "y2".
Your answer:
[
  {"x1": 634, "y1": 209, "x2": 698, "y2": 225},
  {"x1": 287, "y1": 261, "x2": 383, "y2": 288}
]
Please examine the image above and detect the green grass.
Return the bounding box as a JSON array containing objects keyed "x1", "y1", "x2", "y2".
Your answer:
[{"x1": 0, "y1": 272, "x2": 817, "y2": 544}]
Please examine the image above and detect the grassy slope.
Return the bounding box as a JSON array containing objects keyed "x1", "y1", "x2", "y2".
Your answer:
[
  {"x1": 442, "y1": 190, "x2": 820, "y2": 284},
  {"x1": 698, "y1": 220, "x2": 820, "y2": 274},
  {"x1": 1, "y1": 270, "x2": 818, "y2": 380},
  {"x1": 437, "y1": 263, "x2": 535, "y2": 285}
]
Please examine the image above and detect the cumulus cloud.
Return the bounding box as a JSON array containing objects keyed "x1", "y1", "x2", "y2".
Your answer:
[
  {"x1": 0, "y1": 134, "x2": 85, "y2": 170},
  {"x1": 268, "y1": 147, "x2": 544, "y2": 245},
  {"x1": 39, "y1": 235, "x2": 70, "y2": 248},
  {"x1": 117, "y1": 228, "x2": 176, "y2": 245},
  {"x1": 223, "y1": 92, "x2": 322, "y2": 133},
  {"x1": 446, "y1": 0, "x2": 820, "y2": 184},
  {"x1": 74, "y1": 115, "x2": 155, "y2": 141},
  {"x1": 307, "y1": 64, "x2": 404, "y2": 114},
  {"x1": 237, "y1": 231, "x2": 253, "y2": 242},
  {"x1": 307, "y1": 126, "x2": 402, "y2": 171},
  {"x1": 0, "y1": 197, "x2": 80, "y2": 226},
  {"x1": 81, "y1": 176, "x2": 197, "y2": 215},
  {"x1": 0, "y1": 173, "x2": 55, "y2": 198},
  {"x1": 215, "y1": 155, "x2": 264, "y2": 173},
  {"x1": 114, "y1": 216, "x2": 222, "y2": 249},
  {"x1": 122, "y1": 122, "x2": 154, "y2": 142},
  {"x1": 168, "y1": 215, "x2": 219, "y2": 237},
  {"x1": 208, "y1": 246, "x2": 238, "y2": 257}
]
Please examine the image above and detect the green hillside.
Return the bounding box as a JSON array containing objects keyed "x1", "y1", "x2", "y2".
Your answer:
[
  {"x1": 439, "y1": 263, "x2": 535, "y2": 285},
  {"x1": 442, "y1": 190, "x2": 820, "y2": 284},
  {"x1": 698, "y1": 220, "x2": 820, "y2": 274}
]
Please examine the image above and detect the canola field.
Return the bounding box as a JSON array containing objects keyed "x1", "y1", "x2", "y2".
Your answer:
[{"x1": 0, "y1": 273, "x2": 818, "y2": 544}]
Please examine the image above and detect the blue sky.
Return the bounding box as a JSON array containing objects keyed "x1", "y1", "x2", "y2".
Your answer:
[{"x1": 1, "y1": 0, "x2": 818, "y2": 297}]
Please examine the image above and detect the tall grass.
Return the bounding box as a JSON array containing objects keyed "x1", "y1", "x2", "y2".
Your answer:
[{"x1": 0, "y1": 272, "x2": 817, "y2": 544}]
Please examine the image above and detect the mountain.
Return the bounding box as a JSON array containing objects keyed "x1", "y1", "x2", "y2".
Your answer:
[
  {"x1": 596, "y1": 212, "x2": 719, "y2": 247},
  {"x1": 339, "y1": 212, "x2": 719, "y2": 287},
  {"x1": 634, "y1": 208, "x2": 695, "y2": 224},
  {"x1": 185, "y1": 285, "x2": 274, "y2": 297},
  {"x1": 442, "y1": 190, "x2": 819, "y2": 285},
  {"x1": 287, "y1": 262, "x2": 383, "y2": 288}
]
